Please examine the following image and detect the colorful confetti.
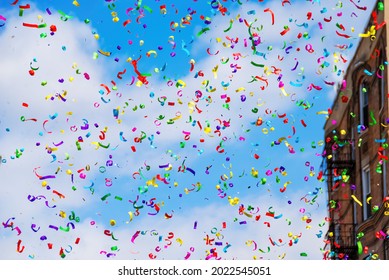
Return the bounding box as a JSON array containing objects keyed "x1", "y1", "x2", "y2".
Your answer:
[{"x1": 0, "y1": 0, "x2": 384, "y2": 261}]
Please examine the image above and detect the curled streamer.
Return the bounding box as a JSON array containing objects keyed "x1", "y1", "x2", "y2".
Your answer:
[{"x1": 264, "y1": 8, "x2": 274, "y2": 25}]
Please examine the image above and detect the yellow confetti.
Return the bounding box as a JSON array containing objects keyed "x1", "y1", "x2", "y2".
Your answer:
[
  {"x1": 127, "y1": 211, "x2": 133, "y2": 222},
  {"x1": 176, "y1": 238, "x2": 183, "y2": 246},
  {"x1": 359, "y1": 25, "x2": 376, "y2": 39},
  {"x1": 228, "y1": 196, "x2": 239, "y2": 206},
  {"x1": 146, "y1": 50, "x2": 157, "y2": 58},
  {"x1": 165, "y1": 164, "x2": 173, "y2": 171},
  {"x1": 251, "y1": 167, "x2": 259, "y2": 178},
  {"x1": 98, "y1": 49, "x2": 111, "y2": 56},
  {"x1": 176, "y1": 79, "x2": 186, "y2": 88},
  {"x1": 212, "y1": 65, "x2": 219, "y2": 79},
  {"x1": 146, "y1": 177, "x2": 158, "y2": 187},
  {"x1": 280, "y1": 87, "x2": 289, "y2": 97},
  {"x1": 351, "y1": 195, "x2": 363, "y2": 207}
]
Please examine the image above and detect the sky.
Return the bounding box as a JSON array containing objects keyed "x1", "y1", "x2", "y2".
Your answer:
[{"x1": 0, "y1": 0, "x2": 377, "y2": 260}]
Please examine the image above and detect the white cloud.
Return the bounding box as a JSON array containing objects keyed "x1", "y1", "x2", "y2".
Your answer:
[
  {"x1": 0, "y1": 7, "x2": 119, "y2": 256},
  {"x1": 0, "y1": 1, "x2": 373, "y2": 260},
  {"x1": 1, "y1": 189, "x2": 328, "y2": 260}
]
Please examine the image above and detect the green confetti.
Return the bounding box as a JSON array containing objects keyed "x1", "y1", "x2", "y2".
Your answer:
[
  {"x1": 101, "y1": 193, "x2": 111, "y2": 201},
  {"x1": 197, "y1": 27, "x2": 210, "y2": 37}
]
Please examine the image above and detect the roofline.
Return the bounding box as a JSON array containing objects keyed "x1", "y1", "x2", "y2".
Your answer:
[{"x1": 323, "y1": 0, "x2": 384, "y2": 133}]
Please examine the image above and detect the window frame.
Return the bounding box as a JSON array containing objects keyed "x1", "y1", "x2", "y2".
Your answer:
[
  {"x1": 362, "y1": 165, "x2": 371, "y2": 220},
  {"x1": 359, "y1": 80, "x2": 369, "y2": 129},
  {"x1": 379, "y1": 57, "x2": 386, "y2": 112}
]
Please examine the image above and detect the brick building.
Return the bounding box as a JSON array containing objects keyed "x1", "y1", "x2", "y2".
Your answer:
[{"x1": 322, "y1": 2, "x2": 389, "y2": 260}]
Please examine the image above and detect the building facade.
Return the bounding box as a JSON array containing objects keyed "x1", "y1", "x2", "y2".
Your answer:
[{"x1": 322, "y1": 2, "x2": 389, "y2": 260}]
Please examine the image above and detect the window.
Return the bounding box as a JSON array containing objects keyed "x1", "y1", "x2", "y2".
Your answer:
[
  {"x1": 362, "y1": 166, "x2": 371, "y2": 220},
  {"x1": 334, "y1": 224, "x2": 341, "y2": 244},
  {"x1": 359, "y1": 81, "x2": 369, "y2": 128},
  {"x1": 379, "y1": 59, "x2": 386, "y2": 111},
  {"x1": 380, "y1": 75, "x2": 385, "y2": 111},
  {"x1": 351, "y1": 125, "x2": 355, "y2": 160}
]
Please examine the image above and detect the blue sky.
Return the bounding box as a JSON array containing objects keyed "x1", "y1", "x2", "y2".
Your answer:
[{"x1": 0, "y1": 0, "x2": 375, "y2": 259}]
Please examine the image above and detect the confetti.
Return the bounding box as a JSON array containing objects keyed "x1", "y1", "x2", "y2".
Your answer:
[{"x1": 0, "y1": 0, "x2": 380, "y2": 261}]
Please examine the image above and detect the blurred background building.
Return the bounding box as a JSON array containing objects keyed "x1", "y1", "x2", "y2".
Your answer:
[{"x1": 322, "y1": 1, "x2": 389, "y2": 260}]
